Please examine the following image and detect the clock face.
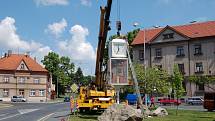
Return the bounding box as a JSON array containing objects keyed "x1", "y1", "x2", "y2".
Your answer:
[{"x1": 113, "y1": 43, "x2": 127, "y2": 57}]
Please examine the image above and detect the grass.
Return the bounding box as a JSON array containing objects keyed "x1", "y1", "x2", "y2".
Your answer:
[
  {"x1": 145, "y1": 109, "x2": 215, "y2": 121},
  {"x1": 68, "y1": 109, "x2": 215, "y2": 121}
]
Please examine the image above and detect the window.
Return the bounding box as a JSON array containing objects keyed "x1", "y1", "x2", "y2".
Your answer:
[
  {"x1": 155, "y1": 48, "x2": 162, "y2": 58},
  {"x1": 20, "y1": 63, "x2": 25, "y2": 70},
  {"x1": 34, "y1": 79, "x2": 40, "y2": 84},
  {"x1": 30, "y1": 89, "x2": 36, "y2": 96},
  {"x1": 198, "y1": 83, "x2": 204, "y2": 91},
  {"x1": 139, "y1": 50, "x2": 144, "y2": 60},
  {"x1": 163, "y1": 33, "x2": 174, "y2": 40},
  {"x1": 3, "y1": 77, "x2": 9, "y2": 83},
  {"x1": 156, "y1": 65, "x2": 162, "y2": 70},
  {"x1": 39, "y1": 90, "x2": 45, "y2": 96},
  {"x1": 19, "y1": 77, "x2": 26, "y2": 84},
  {"x1": 19, "y1": 89, "x2": 24, "y2": 96},
  {"x1": 194, "y1": 44, "x2": 202, "y2": 55},
  {"x1": 3, "y1": 89, "x2": 9, "y2": 97},
  {"x1": 176, "y1": 46, "x2": 185, "y2": 57},
  {"x1": 195, "y1": 62, "x2": 203, "y2": 73},
  {"x1": 178, "y1": 64, "x2": 185, "y2": 74}
]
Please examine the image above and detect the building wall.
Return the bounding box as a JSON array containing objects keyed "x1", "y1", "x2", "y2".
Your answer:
[
  {"x1": 132, "y1": 35, "x2": 215, "y2": 96},
  {"x1": 0, "y1": 72, "x2": 49, "y2": 102}
]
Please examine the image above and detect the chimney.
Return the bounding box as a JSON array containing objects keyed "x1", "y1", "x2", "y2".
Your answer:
[
  {"x1": 25, "y1": 51, "x2": 30, "y2": 57},
  {"x1": 4, "y1": 53, "x2": 7, "y2": 58},
  {"x1": 34, "y1": 57, "x2": 37, "y2": 61},
  {"x1": 8, "y1": 50, "x2": 12, "y2": 56}
]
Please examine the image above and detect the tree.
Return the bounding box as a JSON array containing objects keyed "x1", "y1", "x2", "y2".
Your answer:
[
  {"x1": 172, "y1": 64, "x2": 185, "y2": 115},
  {"x1": 134, "y1": 63, "x2": 170, "y2": 96},
  {"x1": 74, "y1": 67, "x2": 84, "y2": 85},
  {"x1": 126, "y1": 29, "x2": 140, "y2": 45},
  {"x1": 42, "y1": 52, "x2": 75, "y2": 97}
]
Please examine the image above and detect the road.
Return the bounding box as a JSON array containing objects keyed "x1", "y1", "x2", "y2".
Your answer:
[
  {"x1": 0, "y1": 102, "x2": 70, "y2": 121},
  {"x1": 160, "y1": 103, "x2": 207, "y2": 111}
]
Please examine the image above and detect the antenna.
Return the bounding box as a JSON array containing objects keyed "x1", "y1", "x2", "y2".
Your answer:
[{"x1": 116, "y1": 0, "x2": 121, "y2": 36}]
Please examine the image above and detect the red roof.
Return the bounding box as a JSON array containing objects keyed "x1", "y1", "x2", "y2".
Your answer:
[
  {"x1": 0, "y1": 54, "x2": 48, "y2": 72},
  {"x1": 132, "y1": 21, "x2": 215, "y2": 45}
]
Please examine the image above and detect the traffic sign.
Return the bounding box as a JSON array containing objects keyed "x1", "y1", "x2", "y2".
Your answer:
[{"x1": 71, "y1": 83, "x2": 79, "y2": 93}]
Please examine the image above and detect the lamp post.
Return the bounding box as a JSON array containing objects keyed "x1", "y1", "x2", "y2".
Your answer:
[{"x1": 133, "y1": 22, "x2": 147, "y2": 106}]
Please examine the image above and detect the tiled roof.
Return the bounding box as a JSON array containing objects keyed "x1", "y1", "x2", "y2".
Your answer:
[
  {"x1": 0, "y1": 54, "x2": 48, "y2": 72},
  {"x1": 132, "y1": 21, "x2": 215, "y2": 45}
]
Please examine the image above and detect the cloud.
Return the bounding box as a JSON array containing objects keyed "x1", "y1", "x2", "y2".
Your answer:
[
  {"x1": 34, "y1": 0, "x2": 69, "y2": 6},
  {"x1": 0, "y1": 17, "x2": 51, "y2": 63},
  {"x1": 46, "y1": 18, "x2": 67, "y2": 38},
  {"x1": 80, "y1": 0, "x2": 92, "y2": 7},
  {"x1": 58, "y1": 25, "x2": 96, "y2": 75}
]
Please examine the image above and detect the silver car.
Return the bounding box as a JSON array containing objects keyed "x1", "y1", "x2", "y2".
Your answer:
[
  {"x1": 11, "y1": 96, "x2": 27, "y2": 102},
  {"x1": 187, "y1": 96, "x2": 204, "y2": 105}
]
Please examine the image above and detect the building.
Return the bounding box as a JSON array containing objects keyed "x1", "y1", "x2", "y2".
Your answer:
[
  {"x1": 0, "y1": 51, "x2": 54, "y2": 102},
  {"x1": 131, "y1": 21, "x2": 215, "y2": 96}
]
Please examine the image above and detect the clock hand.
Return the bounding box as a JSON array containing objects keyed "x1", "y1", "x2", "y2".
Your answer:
[{"x1": 116, "y1": 46, "x2": 119, "y2": 54}]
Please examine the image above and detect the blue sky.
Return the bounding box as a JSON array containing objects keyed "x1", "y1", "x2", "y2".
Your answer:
[{"x1": 0, "y1": 0, "x2": 215, "y2": 75}]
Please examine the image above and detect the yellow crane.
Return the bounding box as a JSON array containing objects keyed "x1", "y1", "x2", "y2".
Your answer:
[{"x1": 76, "y1": 0, "x2": 115, "y2": 112}]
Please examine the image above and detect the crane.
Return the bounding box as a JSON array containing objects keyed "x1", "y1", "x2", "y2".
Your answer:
[{"x1": 76, "y1": 0, "x2": 115, "y2": 112}]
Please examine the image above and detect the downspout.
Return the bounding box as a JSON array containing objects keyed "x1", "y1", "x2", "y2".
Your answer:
[
  {"x1": 149, "y1": 44, "x2": 152, "y2": 68},
  {"x1": 188, "y1": 40, "x2": 192, "y2": 96}
]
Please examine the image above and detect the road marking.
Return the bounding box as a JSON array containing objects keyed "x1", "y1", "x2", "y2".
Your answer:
[
  {"x1": 37, "y1": 113, "x2": 55, "y2": 121},
  {"x1": 0, "y1": 113, "x2": 20, "y2": 121},
  {"x1": 0, "y1": 113, "x2": 9, "y2": 117},
  {"x1": 18, "y1": 109, "x2": 39, "y2": 114}
]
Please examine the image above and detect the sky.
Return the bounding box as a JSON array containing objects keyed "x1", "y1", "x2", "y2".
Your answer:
[{"x1": 0, "y1": 0, "x2": 215, "y2": 75}]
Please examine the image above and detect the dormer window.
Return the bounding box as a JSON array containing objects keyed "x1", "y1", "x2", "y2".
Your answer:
[
  {"x1": 20, "y1": 63, "x2": 25, "y2": 70},
  {"x1": 163, "y1": 33, "x2": 174, "y2": 40}
]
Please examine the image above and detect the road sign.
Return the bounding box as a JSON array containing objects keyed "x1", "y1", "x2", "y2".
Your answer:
[{"x1": 71, "y1": 83, "x2": 79, "y2": 93}]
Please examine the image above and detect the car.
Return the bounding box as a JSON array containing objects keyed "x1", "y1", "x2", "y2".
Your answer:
[
  {"x1": 159, "y1": 98, "x2": 181, "y2": 105},
  {"x1": 64, "y1": 97, "x2": 70, "y2": 102},
  {"x1": 0, "y1": 97, "x2": 2, "y2": 102},
  {"x1": 11, "y1": 96, "x2": 27, "y2": 102},
  {"x1": 187, "y1": 96, "x2": 204, "y2": 105}
]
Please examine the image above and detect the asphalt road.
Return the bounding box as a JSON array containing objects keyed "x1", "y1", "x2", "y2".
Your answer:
[
  {"x1": 0, "y1": 102, "x2": 71, "y2": 121},
  {"x1": 160, "y1": 103, "x2": 207, "y2": 111}
]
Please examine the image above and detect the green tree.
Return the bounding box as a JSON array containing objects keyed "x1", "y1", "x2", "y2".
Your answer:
[
  {"x1": 74, "y1": 67, "x2": 84, "y2": 85},
  {"x1": 126, "y1": 29, "x2": 140, "y2": 45},
  {"x1": 134, "y1": 63, "x2": 170, "y2": 96},
  {"x1": 42, "y1": 52, "x2": 75, "y2": 97},
  {"x1": 172, "y1": 64, "x2": 185, "y2": 115}
]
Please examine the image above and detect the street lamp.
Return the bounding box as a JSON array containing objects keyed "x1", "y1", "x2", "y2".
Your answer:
[{"x1": 133, "y1": 22, "x2": 147, "y2": 106}]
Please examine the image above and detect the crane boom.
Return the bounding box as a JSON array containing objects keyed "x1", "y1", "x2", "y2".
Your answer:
[{"x1": 95, "y1": 0, "x2": 112, "y2": 90}]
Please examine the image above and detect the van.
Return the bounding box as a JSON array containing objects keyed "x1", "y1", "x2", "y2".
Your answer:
[
  {"x1": 187, "y1": 96, "x2": 204, "y2": 105},
  {"x1": 203, "y1": 92, "x2": 215, "y2": 111}
]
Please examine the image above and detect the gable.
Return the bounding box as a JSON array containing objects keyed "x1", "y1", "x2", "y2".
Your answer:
[
  {"x1": 16, "y1": 60, "x2": 29, "y2": 71},
  {"x1": 151, "y1": 28, "x2": 189, "y2": 44}
]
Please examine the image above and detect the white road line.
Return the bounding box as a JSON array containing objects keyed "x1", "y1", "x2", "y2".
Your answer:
[
  {"x1": 0, "y1": 113, "x2": 9, "y2": 117},
  {"x1": 0, "y1": 113, "x2": 20, "y2": 121},
  {"x1": 37, "y1": 113, "x2": 55, "y2": 121}
]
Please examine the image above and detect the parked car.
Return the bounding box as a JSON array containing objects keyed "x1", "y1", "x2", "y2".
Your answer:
[
  {"x1": 64, "y1": 97, "x2": 70, "y2": 102},
  {"x1": 11, "y1": 96, "x2": 27, "y2": 102},
  {"x1": 187, "y1": 96, "x2": 204, "y2": 105},
  {"x1": 0, "y1": 97, "x2": 2, "y2": 102},
  {"x1": 159, "y1": 98, "x2": 181, "y2": 105}
]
